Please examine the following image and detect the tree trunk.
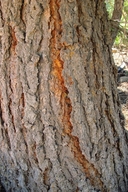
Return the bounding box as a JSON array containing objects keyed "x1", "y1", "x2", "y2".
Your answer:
[
  {"x1": 110, "y1": 0, "x2": 124, "y2": 42},
  {"x1": 0, "y1": 0, "x2": 128, "y2": 191}
]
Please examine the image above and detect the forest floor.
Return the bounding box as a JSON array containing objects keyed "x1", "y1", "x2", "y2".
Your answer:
[{"x1": 113, "y1": 47, "x2": 128, "y2": 130}]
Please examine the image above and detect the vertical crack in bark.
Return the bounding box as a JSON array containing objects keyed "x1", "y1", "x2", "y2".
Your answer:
[
  {"x1": 10, "y1": 26, "x2": 17, "y2": 54},
  {"x1": 0, "y1": 93, "x2": 11, "y2": 148},
  {"x1": 20, "y1": 92, "x2": 25, "y2": 119},
  {"x1": 0, "y1": 93, "x2": 4, "y2": 127},
  {"x1": 6, "y1": 26, "x2": 18, "y2": 133},
  {"x1": 43, "y1": 167, "x2": 50, "y2": 187},
  {"x1": 105, "y1": 99, "x2": 123, "y2": 157},
  {"x1": 49, "y1": 1, "x2": 106, "y2": 191},
  {"x1": 8, "y1": 97, "x2": 16, "y2": 133},
  {"x1": 20, "y1": 0, "x2": 26, "y2": 27},
  {"x1": 4, "y1": 128, "x2": 11, "y2": 150},
  {"x1": 0, "y1": 1, "x2": 4, "y2": 27},
  {"x1": 31, "y1": 142, "x2": 39, "y2": 164},
  {"x1": 20, "y1": 87, "x2": 28, "y2": 155}
]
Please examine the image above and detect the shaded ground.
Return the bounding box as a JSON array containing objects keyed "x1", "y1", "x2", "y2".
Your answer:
[
  {"x1": 118, "y1": 82, "x2": 128, "y2": 130},
  {"x1": 113, "y1": 47, "x2": 128, "y2": 130}
]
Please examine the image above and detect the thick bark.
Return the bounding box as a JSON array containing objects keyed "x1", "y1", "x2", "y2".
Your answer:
[{"x1": 0, "y1": 0, "x2": 128, "y2": 192}]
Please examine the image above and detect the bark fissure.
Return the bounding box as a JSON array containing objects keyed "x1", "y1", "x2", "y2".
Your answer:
[
  {"x1": 0, "y1": 1, "x2": 128, "y2": 191},
  {"x1": 43, "y1": 167, "x2": 50, "y2": 187},
  {"x1": 20, "y1": 92, "x2": 25, "y2": 119},
  {"x1": 49, "y1": 1, "x2": 106, "y2": 191},
  {"x1": 0, "y1": 94, "x2": 4, "y2": 127},
  {"x1": 0, "y1": 2, "x2": 4, "y2": 27},
  {"x1": 8, "y1": 98, "x2": 16, "y2": 133},
  {"x1": 4, "y1": 128, "x2": 11, "y2": 150},
  {"x1": 20, "y1": 0, "x2": 26, "y2": 28},
  {"x1": 10, "y1": 26, "x2": 17, "y2": 54}
]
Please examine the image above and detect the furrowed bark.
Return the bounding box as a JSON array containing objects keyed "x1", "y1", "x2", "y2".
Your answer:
[{"x1": 0, "y1": 0, "x2": 128, "y2": 192}]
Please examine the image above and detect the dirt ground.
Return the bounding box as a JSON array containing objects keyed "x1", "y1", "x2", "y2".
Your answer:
[
  {"x1": 118, "y1": 82, "x2": 128, "y2": 130},
  {"x1": 112, "y1": 47, "x2": 128, "y2": 130}
]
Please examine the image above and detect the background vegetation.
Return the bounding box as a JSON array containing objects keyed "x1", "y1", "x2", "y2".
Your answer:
[{"x1": 106, "y1": 0, "x2": 128, "y2": 47}]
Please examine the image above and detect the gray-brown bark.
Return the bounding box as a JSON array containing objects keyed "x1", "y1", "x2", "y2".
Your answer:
[
  {"x1": 110, "y1": 0, "x2": 124, "y2": 43},
  {"x1": 0, "y1": 0, "x2": 128, "y2": 192}
]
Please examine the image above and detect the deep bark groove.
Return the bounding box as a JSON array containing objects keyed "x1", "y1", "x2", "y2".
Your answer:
[
  {"x1": 49, "y1": 1, "x2": 106, "y2": 191},
  {"x1": 0, "y1": 1, "x2": 127, "y2": 191}
]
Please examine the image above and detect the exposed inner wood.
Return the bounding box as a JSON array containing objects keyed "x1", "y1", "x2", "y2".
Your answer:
[{"x1": 49, "y1": 0, "x2": 106, "y2": 191}]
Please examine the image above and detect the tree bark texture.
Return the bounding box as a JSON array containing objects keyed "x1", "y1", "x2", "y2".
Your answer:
[{"x1": 0, "y1": 0, "x2": 128, "y2": 191}]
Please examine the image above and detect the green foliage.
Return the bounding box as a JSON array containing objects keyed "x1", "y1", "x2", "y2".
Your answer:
[
  {"x1": 114, "y1": 33, "x2": 122, "y2": 47},
  {"x1": 124, "y1": 0, "x2": 128, "y2": 15},
  {"x1": 105, "y1": 0, "x2": 128, "y2": 47},
  {"x1": 105, "y1": 0, "x2": 114, "y2": 18}
]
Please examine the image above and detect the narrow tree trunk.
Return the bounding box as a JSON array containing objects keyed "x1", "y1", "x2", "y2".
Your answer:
[
  {"x1": 110, "y1": 0, "x2": 124, "y2": 42},
  {"x1": 0, "y1": 1, "x2": 128, "y2": 192}
]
